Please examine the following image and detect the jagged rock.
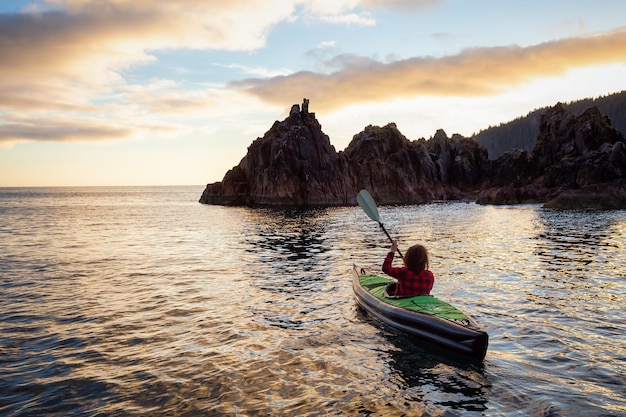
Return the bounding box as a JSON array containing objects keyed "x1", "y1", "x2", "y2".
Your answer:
[
  {"x1": 426, "y1": 130, "x2": 490, "y2": 193},
  {"x1": 479, "y1": 103, "x2": 626, "y2": 208},
  {"x1": 475, "y1": 148, "x2": 536, "y2": 204},
  {"x1": 490, "y1": 148, "x2": 531, "y2": 185},
  {"x1": 341, "y1": 123, "x2": 444, "y2": 204},
  {"x1": 200, "y1": 102, "x2": 492, "y2": 207},
  {"x1": 476, "y1": 183, "x2": 547, "y2": 205},
  {"x1": 532, "y1": 104, "x2": 625, "y2": 188},
  {"x1": 543, "y1": 180, "x2": 626, "y2": 209},
  {"x1": 200, "y1": 100, "x2": 626, "y2": 209},
  {"x1": 200, "y1": 99, "x2": 350, "y2": 206}
]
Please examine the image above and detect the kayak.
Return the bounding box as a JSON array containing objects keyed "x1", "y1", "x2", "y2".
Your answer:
[{"x1": 352, "y1": 265, "x2": 489, "y2": 360}]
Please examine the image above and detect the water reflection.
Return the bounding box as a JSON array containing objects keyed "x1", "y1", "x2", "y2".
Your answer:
[
  {"x1": 530, "y1": 209, "x2": 625, "y2": 305},
  {"x1": 534, "y1": 209, "x2": 623, "y2": 278},
  {"x1": 244, "y1": 208, "x2": 331, "y2": 286},
  {"x1": 239, "y1": 208, "x2": 338, "y2": 330},
  {"x1": 355, "y1": 308, "x2": 490, "y2": 413}
]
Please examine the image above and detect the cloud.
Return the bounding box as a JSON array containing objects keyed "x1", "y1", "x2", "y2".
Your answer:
[
  {"x1": 318, "y1": 12, "x2": 375, "y2": 26},
  {"x1": 0, "y1": 0, "x2": 391, "y2": 145},
  {"x1": 0, "y1": 119, "x2": 134, "y2": 144},
  {"x1": 0, "y1": 1, "x2": 298, "y2": 85},
  {"x1": 546, "y1": 18, "x2": 588, "y2": 38},
  {"x1": 304, "y1": 41, "x2": 340, "y2": 66},
  {"x1": 297, "y1": 0, "x2": 438, "y2": 27},
  {"x1": 232, "y1": 28, "x2": 626, "y2": 112},
  {"x1": 430, "y1": 32, "x2": 455, "y2": 41},
  {"x1": 362, "y1": 0, "x2": 441, "y2": 11},
  {"x1": 0, "y1": 1, "x2": 301, "y2": 145},
  {"x1": 211, "y1": 63, "x2": 293, "y2": 78},
  {"x1": 0, "y1": 1, "x2": 622, "y2": 148},
  {"x1": 0, "y1": 0, "x2": 396, "y2": 86}
]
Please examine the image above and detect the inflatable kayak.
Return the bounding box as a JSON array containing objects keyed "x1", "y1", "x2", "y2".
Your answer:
[{"x1": 352, "y1": 265, "x2": 489, "y2": 360}]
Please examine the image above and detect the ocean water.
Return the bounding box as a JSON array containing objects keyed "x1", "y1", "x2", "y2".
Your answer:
[{"x1": 0, "y1": 186, "x2": 624, "y2": 417}]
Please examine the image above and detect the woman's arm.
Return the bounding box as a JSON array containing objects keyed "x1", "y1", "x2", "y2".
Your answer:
[{"x1": 382, "y1": 241, "x2": 404, "y2": 279}]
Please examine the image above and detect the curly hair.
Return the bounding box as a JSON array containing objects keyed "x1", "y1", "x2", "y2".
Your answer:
[{"x1": 404, "y1": 244, "x2": 429, "y2": 273}]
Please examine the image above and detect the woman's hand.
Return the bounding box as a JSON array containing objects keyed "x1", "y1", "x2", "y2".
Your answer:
[{"x1": 390, "y1": 240, "x2": 398, "y2": 253}]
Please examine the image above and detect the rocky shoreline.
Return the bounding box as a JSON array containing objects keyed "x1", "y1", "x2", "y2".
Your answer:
[{"x1": 200, "y1": 100, "x2": 626, "y2": 209}]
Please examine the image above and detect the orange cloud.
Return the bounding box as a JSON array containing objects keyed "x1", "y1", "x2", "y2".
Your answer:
[
  {"x1": 1, "y1": 0, "x2": 380, "y2": 144},
  {"x1": 0, "y1": 118, "x2": 133, "y2": 143},
  {"x1": 232, "y1": 29, "x2": 626, "y2": 112},
  {"x1": 1, "y1": 1, "x2": 622, "y2": 146}
]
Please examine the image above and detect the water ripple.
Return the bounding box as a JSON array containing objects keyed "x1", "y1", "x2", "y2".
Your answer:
[{"x1": 1, "y1": 188, "x2": 624, "y2": 416}]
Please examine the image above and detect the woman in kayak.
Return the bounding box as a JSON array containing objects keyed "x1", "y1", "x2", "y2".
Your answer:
[{"x1": 382, "y1": 240, "x2": 434, "y2": 296}]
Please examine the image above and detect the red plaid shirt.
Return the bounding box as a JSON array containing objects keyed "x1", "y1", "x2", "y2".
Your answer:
[{"x1": 382, "y1": 251, "x2": 434, "y2": 296}]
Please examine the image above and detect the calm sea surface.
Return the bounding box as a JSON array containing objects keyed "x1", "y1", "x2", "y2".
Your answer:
[{"x1": 0, "y1": 186, "x2": 624, "y2": 416}]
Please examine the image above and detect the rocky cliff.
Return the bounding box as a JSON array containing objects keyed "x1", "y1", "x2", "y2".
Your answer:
[
  {"x1": 200, "y1": 100, "x2": 351, "y2": 206},
  {"x1": 478, "y1": 103, "x2": 626, "y2": 208},
  {"x1": 201, "y1": 100, "x2": 626, "y2": 209},
  {"x1": 200, "y1": 100, "x2": 490, "y2": 206},
  {"x1": 340, "y1": 123, "x2": 443, "y2": 204}
]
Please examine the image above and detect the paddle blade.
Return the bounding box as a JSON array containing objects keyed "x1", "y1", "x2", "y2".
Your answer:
[{"x1": 356, "y1": 189, "x2": 380, "y2": 222}]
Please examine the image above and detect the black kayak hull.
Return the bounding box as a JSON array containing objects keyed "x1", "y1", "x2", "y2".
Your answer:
[{"x1": 352, "y1": 265, "x2": 488, "y2": 360}]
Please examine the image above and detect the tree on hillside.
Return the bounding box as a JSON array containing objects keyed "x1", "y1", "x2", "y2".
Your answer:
[{"x1": 473, "y1": 91, "x2": 626, "y2": 159}]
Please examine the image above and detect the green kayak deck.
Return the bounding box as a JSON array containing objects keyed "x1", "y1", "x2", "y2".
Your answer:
[{"x1": 359, "y1": 274, "x2": 470, "y2": 323}]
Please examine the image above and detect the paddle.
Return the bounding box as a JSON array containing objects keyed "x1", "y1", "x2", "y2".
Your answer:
[{"x1": 356, "y1": 189, "x2": 404, "y2": 260}]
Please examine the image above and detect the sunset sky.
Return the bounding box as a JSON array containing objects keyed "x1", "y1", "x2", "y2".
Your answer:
[{"x1": 1, "y1": 0, "x2": 626, "y2": 186}]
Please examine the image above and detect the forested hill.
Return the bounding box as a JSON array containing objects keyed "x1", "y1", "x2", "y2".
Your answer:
[{"x1": 473, "y1": 90, "x2": 626, "y2": 159}]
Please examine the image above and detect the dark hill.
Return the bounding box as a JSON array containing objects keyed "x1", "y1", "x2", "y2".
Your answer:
[
  {"x1": 473, "y1": 90, "x2": 626, "y2": 159},
  {"x1": 478, "y1": 103, "x2": 626, "y2": 208}
]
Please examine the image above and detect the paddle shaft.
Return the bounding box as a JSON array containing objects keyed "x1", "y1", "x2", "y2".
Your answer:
[
  {"x1": 379, "y1": 221, "x2": 404, "y2": 260},
  {"x1": 356, "y1": 189, "x2": 405, "y2": 261}
]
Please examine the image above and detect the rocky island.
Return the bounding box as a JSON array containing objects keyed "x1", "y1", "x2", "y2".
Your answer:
[{"x1": 200, "y1": 99, "x2": 626, "y2": 209}]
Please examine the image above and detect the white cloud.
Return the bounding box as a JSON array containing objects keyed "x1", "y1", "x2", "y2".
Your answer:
[
  {"x1": 318, "y1": 12, "x2": 376, "y2": 26},
  {"x1": 361, "y1": 0, "x2": 441, "y2": 11},
  {"x1": 317, "y1": 40, "x2": 337, "y2": 49},
  {"x1": 212, "y1": 63, "x2": 293, "y2": 78}
]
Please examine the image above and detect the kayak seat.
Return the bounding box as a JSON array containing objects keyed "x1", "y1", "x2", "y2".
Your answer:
[{"x1": 384, "y1": 282, "x2": 403, "y2": 298}]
